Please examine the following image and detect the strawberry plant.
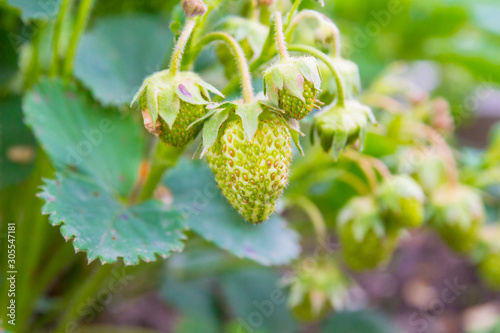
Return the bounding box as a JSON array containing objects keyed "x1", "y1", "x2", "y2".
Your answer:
[{"x1": 1, "y1": 0, "x2": 499, "y2": 332}]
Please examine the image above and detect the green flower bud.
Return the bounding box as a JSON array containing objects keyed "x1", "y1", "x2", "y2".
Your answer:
[
  {"x1": 264, "y1": 56, "x2": 322, "y2": 120},
  {"x1": 377, "y1": 175, "x2": 425, "y2": 229},
  {"x1": 285, "y1": 260, "x2": 350, "y2": 322},
  {"x1": 131, "y1": 70, "x2": 223, "y2": 147},
  {"x1": 429, "y1": 185, "x2": 485, "y2": 253},
  {"x1": 312, "y1": 100, "x2": 375, "y2": 159},
  {"x1": 337, "y1": 196, "x2": 399, "y2": 270},
  {"x1": 290, "y1": 10, "x2": 339, "y2": 55}
]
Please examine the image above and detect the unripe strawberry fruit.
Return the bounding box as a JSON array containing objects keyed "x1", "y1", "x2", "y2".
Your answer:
[
  {"x1": 377, "y1": 175, "x2": 425, "y2": 229},
  {"x1": 278, "y1": 80, "x2": 317, "y2": 120},
  {"x1": 264, "y1": 57, "x2": 322, "y2": 120},
  {"x1": 206, "y1": 116, "x2": 292, "y2": 223},
  {"x1": 429, "y1": 185, "x2": 485, "y2": 253},
  {"x1": 478, "y1": 252, "x2": 500, "y2": 290},
  {"x1": 132, "y1": 70, "x2": 223, "y2": 147},
  {"x1": 337, "y1": 196, "x2": 398, "y2": 270}
]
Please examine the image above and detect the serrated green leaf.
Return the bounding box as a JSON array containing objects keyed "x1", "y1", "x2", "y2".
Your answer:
[
  {"x1": 235, "y1": 102, "x2": 263, "y2": 141},
  {"x1": 6, "y1": 0, "x2": 62, "y2": 21},
  {"x1": 40, "y1": 172, "x2": 186, "y2": 265},
  {"x1": 164, "y1": 160, "x2": 301, "y2": 266},
  {"x1": 201, "y1": 109, "x2": 230, "y2": 156},
  {"x1": 23, "y1": 78, "x2": 146, "y2": 198},
  {"x1": 75, "y1": 14, "x2": 172, "y2": 106}
]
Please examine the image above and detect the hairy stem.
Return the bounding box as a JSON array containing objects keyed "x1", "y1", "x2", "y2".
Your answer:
[
  {"x1": 288, "y1": 44, "x2": 346, "y2": 107},
  {"x1": 274, "y1": 11, "x2": 289, "y2": 60},
  {"x1": 50, "y1": 0, "x2": 73, "y2": 76},
  {"x1": 199, "y1": 32, "x2": 255, "y2": 103},
  {"x1": 169, "y1": 18, "x2": 197, "y2": 76},
  {"x1": 63, "y1": 0, "x2": 95, "y2": 77}
]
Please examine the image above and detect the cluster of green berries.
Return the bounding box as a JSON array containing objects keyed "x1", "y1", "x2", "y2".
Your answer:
[{"x1": 337, "y1": 176, "x2": 425, "y2": 270}]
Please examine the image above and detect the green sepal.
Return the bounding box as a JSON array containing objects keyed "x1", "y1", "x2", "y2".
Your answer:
[
  {"x1": 338, "y1": 196, "x2": 386, "y2": 242},
  {"x1": 201, "y1": 108, "x2": 230, "y2": 156},
  {"x1": 281, "y1": 64, "x2": 305, "y2": 101},
  {"x1": 297, "y1": 57, "x2": 322, "y2": 91},
  {"x1": 159, "y1": 88, "x2": 180, "y2": 129},
  {"x1": 235, "y1": 102, "x2": 264, "y2": 141}
]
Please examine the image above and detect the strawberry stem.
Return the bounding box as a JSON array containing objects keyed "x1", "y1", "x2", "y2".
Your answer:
[
  {"x1": 169, "y1": 18, "x2": 197, "y2": 76},
  {"x1": 50, "y1": 0, "x2": 73, "y2": 76},
  {"x1": 199, "y1": 32, "x2": 255, "y2": 103},
  {"x1": 63, "y1": 0, "x2": 95, "y2": 78},
  {"x1": 288, "y1": 44, "x2": 346, "y2": 107},
  {"x1": 274, "y1": 11, "x2": 290, "y2": 60},
  {"x1": 285, "y1": 0, "x2": 302, "y2": 28}
]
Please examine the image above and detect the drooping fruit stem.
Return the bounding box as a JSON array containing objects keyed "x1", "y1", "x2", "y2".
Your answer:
[
  {"x1": 274, "y1": 11, "x2": 290, "y2": 60},
  {"x1": 199, "y1": 32, "x2": 255, "y2": 103},
  {"x1": 288, "y1": 44, "x2": 346, "y2": 107},
  {"x1": 169, "y1": 18, "x2": 197, "y2": 76},
  {"x1": 63, "y1": 0, "x2": 95, "y2": 77},
  {"x1": 50, "y1": 0, "x2": 73, "y2": 76}
]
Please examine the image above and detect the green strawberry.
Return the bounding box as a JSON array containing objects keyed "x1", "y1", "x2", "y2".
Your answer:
[
  {"x1": 478, "y1": 251, "x2": 500, "y2": 290},
  {"x1": 264, "y1": 57, "x2": 322, "y2": 120},
  {"x1": 286, "y1": 260, "x2": 350, "y2": 322},
  {"x1": 312, "y1": 100, "x2": 375, "y2": 159},
  {"x1": 337, "y1": 196, "x2": 398, "y2": 270},
  {"x1": 132, "y1": 70, "x2": 223, "y2": 147},
  {"x1": 205, "y1": 105, "x2": 293, "y2": 223},
  {"x1": 429, "y1": 185, "x2": 485, "y2": 253},
  {"x1": 377, "y1": 175, "x2": 425, "y2": 229}
]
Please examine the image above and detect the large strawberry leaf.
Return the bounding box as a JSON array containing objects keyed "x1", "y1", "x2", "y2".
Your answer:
[
  {"x1": 23, "y1": 78, "x2": 144, "y2": 198},
  {"x1": 39, "y1": 172, "x2": 185, "y2": 265},
  {"x1": 74, "y1": 14, "x2": 172, "y2": 106},
  {"x1": 6, "y1": 0, "x2": 62, "y2": 21},
  {"x1": 164, "y1": 159, "x2": 301, "y2": 266},
  {"x1": 23, "y1": 78, "x2": 187, "y2": 264}
]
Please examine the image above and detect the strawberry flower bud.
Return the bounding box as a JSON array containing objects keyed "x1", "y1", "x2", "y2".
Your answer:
[
  {"x1": 181, "y1": 0, "x2": 207, "y2": 17},
  {"x1": 289, "y1": 10, "x2": 340, "y2": 55},
  {"x1": 377, "y1": 175, "x2": 425, "y2": 229},
  {"x1": 337, "y1": 196, "x2": 399, "y2": 270},
  {"x1": 312, "y1": 100, "x2": 375, "y2": 159},
  {"x1": 264, "y1": 56, "x2": 322, "y2": 120},
  {"x1": 131, "y1": 70, "x2": 223, "y2": 147},
  {"x1": 429, "y1": 185, "x2": 485, "y2": 253}
]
